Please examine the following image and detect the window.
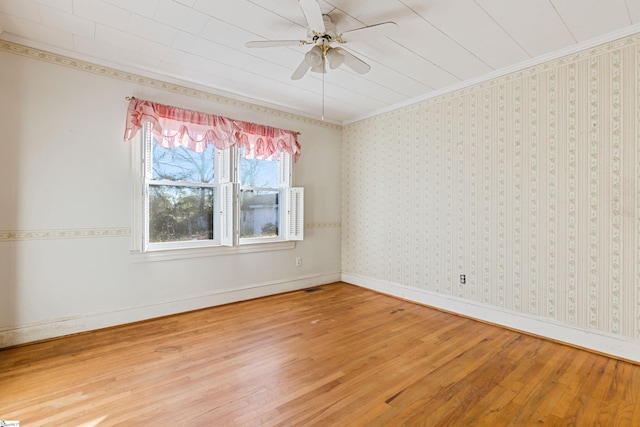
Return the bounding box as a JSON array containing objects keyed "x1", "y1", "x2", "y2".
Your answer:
[
  {"x1": 124, "y1": 97, "x2": 303, "y2": 256},
  {"x1": 138, "y1": 123, "x2": 303, "y2": 253},
  {"x1": 239, "y1": 147, "x2": 282, "y2": 242},
  {"x1": 145, "y1": 130, "x2": 217, "y2": 250}
]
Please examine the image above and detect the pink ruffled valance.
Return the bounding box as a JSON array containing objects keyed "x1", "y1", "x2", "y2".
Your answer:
[
  {"x1": 235, "y1": 121, "x2": 300, "y2": 162},
  {"x1": 123, "y1": 97, "x2": 300, "y2": 161}
]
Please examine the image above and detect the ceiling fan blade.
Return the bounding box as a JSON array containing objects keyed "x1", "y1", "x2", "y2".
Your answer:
[
  {"x1": 339, "y1": 22, "x2": 398, "y2": 43},
  {"x1": 298, "y1": 0, "x2": 325, "y2": 33},
  {"x1": 245, "y1": 40, "x2": 305, "y2": 48},
  {"x1": 336, "y1": 48, "x2": 371, "y2": 74},
  {"x1": 291, "y1": 57, "x2": 311, "y2": 80}
]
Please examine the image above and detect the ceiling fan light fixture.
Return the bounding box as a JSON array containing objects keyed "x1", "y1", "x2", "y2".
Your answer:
[
  {"x1": 304, "y1": 45, "x2": 324, "y2": 67},
  {"x1": 326, "y1": 47, "x2": 344, "y2": 69},
  {"x1": 310, "y1": 63, "x2": 325, "y2": 74}
]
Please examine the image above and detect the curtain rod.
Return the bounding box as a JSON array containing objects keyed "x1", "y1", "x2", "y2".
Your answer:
[{"x1": 124, "y1": 96, "x2": 301, "y2": 135}]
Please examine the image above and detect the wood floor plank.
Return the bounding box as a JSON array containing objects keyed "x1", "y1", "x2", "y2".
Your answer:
[{"x1": 1, "y1": 282, "x2": 639, "y2": 426}]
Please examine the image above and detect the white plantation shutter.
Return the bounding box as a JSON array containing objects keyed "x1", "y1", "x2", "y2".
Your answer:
[
  {"x1": 279, "y1": 153, "x2": 292, "y2": 187},
  {"x1": 142, "y1": 185, "x2": 149, "y2": 252},
  {"x1": 286, "y1": 187, "x2": 304, "y2": 240},
  {"x1": 220, "y1": 182, "x2": 235, "y2": 246},
  {"x1": 216, "y1": 148, "x2": 232, "y2": 184},
  {"x1": 143, "y1": 123, "x2": 153, "y2": 179},
  {"x1": 219, "y1": 150, "x2": 234, "y2": 247},
  {"x1": 142, "y1": 123, "x2": 153, "y2": 252}
]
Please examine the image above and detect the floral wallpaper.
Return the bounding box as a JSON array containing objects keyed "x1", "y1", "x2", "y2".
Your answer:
[{"x1": 343, "y1": 34, "x2": 640, "y2": 340}]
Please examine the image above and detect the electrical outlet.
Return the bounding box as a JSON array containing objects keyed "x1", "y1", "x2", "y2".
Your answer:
[
  {"x1": 296, "y1": 257, "x2": 302, "y2": 267},
  {"x1": 460, "y1": 274, "x2": 466, "y2": 284}
]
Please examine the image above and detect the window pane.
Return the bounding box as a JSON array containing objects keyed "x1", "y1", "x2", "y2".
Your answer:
[
  {"x1": 239, "y1": 189, "x2": 279, "y2": 238},
  {"x1": 239, "y1": 149, "x2": 279, "y2": 188},
  {"x1": 149, "y1": 185, "x2": 214, "y2": 243},
  {"x1": 152, "y1": 140, "x2": 215, "y2": 183}
]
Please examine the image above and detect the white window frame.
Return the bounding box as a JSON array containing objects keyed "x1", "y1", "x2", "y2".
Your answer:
[
  {"x1": 130, "y1": 122, "x2": 303, "y2": 260},
  {"x1": 237, "y1": 151, "x2": 297, "y2": 245}
]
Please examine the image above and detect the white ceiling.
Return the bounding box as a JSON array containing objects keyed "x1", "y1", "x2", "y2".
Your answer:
[{"x1": 1, "y1": 0, "x2": 639, "y2": 124}]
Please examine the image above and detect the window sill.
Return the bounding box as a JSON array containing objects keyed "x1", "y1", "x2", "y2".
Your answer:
[{"x1": 130, "y1": 241, "x2": 296, "y2": 263}]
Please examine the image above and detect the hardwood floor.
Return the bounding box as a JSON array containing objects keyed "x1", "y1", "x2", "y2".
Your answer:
[{"x1": 1, "y1": 282, "x2": 639, "y2": 426}]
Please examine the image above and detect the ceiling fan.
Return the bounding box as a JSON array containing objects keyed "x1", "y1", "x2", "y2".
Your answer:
[{"x1": 245, "y1": 0, "x2": 398, "y2": 80}]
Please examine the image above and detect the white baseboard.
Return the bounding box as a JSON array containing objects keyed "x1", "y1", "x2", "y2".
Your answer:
[
  {"x1": 0, "y1": 272, "x2": 341, "y2": 348},
  {"x1": 342, "y1": 272, "x2": 640, "y2": 364}
]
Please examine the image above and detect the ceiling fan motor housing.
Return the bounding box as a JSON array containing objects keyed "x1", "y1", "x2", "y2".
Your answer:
[{"x1": 308, "y1": 15, "x2": 337, "y2": 46}]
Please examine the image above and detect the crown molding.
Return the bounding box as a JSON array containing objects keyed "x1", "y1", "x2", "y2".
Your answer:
[
  {"x1": 0, "y1": 38, "x2": 341, "y2": 130},
  {"x1": 3, "y1": 24, "x2": 638, "y2": 130},
  {"x1": 344, "y1": 24, "x2": 640, "y2": 125}
]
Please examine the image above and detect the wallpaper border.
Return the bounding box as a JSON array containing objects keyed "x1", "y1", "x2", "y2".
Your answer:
[
  {"x1": 0, "y1": 223, "x2": 339, "y2": 242},
  {"x1": 0, "y1": 40, "x2": 341, "y2": 131},
  {"x1": 305, "y1": 222, "x2": 341, "y2": 229},
  {"x1": 0, "y1": 227, "x2": 131, "y2": 242}
]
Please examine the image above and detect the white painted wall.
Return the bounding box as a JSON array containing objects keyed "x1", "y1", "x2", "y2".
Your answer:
[{"x1": 0, "y1": 48, "x2": 342, "y2": 347}]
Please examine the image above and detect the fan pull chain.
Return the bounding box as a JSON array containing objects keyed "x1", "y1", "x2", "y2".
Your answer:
[{"x1": 321, "y1": 55, "x2": 325, "y2": 121}]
